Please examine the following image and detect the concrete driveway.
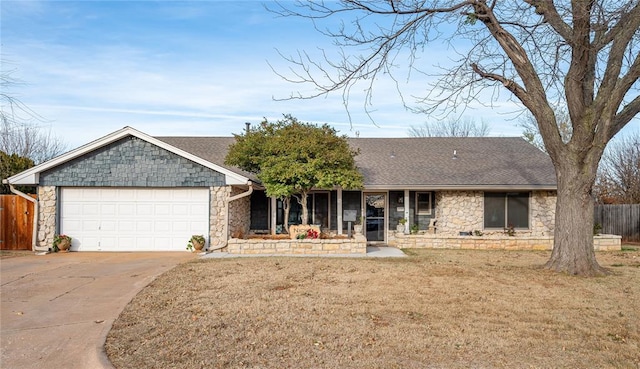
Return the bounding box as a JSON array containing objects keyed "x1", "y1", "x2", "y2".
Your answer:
[{"x1": 1, "y1": 252, "x2": 196, "y2": 369}]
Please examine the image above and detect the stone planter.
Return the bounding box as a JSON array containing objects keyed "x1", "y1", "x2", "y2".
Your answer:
[
  {"x1": 396, "y1": 224, "x2": 405, "y2": 233},
  {"x1": 353, "y1": 224, "x2": 363, "y2": 234}
]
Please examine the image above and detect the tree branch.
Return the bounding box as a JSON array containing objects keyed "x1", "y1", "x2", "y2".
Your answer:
[
  {"x1": 611, "y1": 95, "x2": 640, "y2": 140},
  {"x1": 523, "y1": 0, "x2": 573, "y2": 42},
  {"x1": 594, "y1": 2, "x2": 640, "y2": 50},
  {"x1": 471, "y1": 1, "x2": 563, "y2": 153}
]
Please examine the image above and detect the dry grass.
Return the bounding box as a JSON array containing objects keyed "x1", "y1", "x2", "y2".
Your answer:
[
  {"x1": 0, "y1": 250, "x2": 33, "y2": 259},
  {"x1": 106, "y1": 249, "x2": 640, "y2": 369}
]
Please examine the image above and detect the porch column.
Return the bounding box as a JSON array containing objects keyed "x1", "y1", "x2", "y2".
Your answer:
[
  {"x1": 337, "y1": 187, "x2": 343, "y2": 235},
  {"x1": 270, "y1": 196, "x2": 277, "y2": 235},
  {"x1": 404, "y1": 189, "x2": 410, "y2": 234}
]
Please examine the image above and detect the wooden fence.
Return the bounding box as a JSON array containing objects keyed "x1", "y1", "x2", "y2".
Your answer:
[
  {"x1": 0, "y1": 195, "x2": 36, "y2": 250},
  {"x1": 594, "y1": 204, "x2": 640, "y2": 243}
]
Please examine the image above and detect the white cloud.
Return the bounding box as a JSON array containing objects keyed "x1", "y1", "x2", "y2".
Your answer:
[{"x1": 4, "y1": 0, "x2": 580, "y2": 151}]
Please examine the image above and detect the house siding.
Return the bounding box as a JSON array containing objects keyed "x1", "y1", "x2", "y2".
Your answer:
[{"x1": 39, "y1": 136, "x2": 225, "y2": 187}]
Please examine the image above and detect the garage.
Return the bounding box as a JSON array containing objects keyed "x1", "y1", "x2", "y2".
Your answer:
[
  {"x1": 5, "y1": 127, "x2": 253, "y2": 252},
  {"x1": 60, "y1": 188, "x2": 210, "y2": 251}
]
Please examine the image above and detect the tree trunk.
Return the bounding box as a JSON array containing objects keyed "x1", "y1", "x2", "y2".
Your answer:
[
  {"x1": 545, "y1": 157, "x2": 609, "y2": 276},
  {"x1": 300, "y1": 192, "x2": 309, "y2": 225},
  {"x1": 283, "y1": 197, "x2": 291, "y2": 234}
]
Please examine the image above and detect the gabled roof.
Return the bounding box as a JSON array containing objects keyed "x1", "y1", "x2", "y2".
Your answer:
[
  {"x1": 5, "y1": 127, "x2": 556, "y2": 190},
  {"x1": 158, "y1": 136, "x2": 557, "y2": 190},
  {"x1": 5, "y1": 126, "x2": 251, "y2": 186},
  {"x1": 347, "y1": 137, "x2": 556, "y2": 190}
]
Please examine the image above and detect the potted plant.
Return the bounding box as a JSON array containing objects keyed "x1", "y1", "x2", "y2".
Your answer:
[
  {"x1": 397, "y1": 218, "x2": 407, "y2": 232},
  {"x1": 52, "y1": 234, "x2": 72, "y2": 252},
  {"x1": 187, "y1": 235, "x2": 206, "y2": 252},
  {"x1": 353, "y1": 219, "x2": 363, "y2": 234},
  {"x1": 504, "y1": 224, "x2": 516, "y2": 237},
  {"x1": 593, "y1": 223, "x2": 602, "y2": 236},
  {"x1": 410, "y1": 223, "x2": 419, "y2": 235}
]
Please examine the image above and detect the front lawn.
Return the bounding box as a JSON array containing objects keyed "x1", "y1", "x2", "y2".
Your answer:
[{"x1": 106, "y1": 249, "x2": 640, "y2": 369}]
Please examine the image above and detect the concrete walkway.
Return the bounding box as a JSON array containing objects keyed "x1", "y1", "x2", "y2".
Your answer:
[
  {"x1": 0, "y1": 252, "x2": 195, "y2": 369},
  {"x1": 201, "y1": 245, "x2": 406, "y2": 258}
]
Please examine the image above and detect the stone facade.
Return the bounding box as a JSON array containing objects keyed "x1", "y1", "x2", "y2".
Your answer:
[
  {"x1": 210, "y1": 186, "x2": 228, "y2": 248},
  {"x1": 227, "y1": 235, "x2": 367, "y2": 255},
  {"x1": 435, "y1": 191, "x2": 483, "y2": 235},
  {"x1": 433, "y1": 190, "x2": 556, "y2": 236},
  {"x1": 530, "y1": 191, "x2": 556, "y2": 236},
  {"x1": 40, "y1": 137, "x2": 225, "y2": 187},
  {"x1": 229, "y1": 187, "x2": 251, "y2": 239},
  {"x1": 388, "y1": 233, "x2": 620, "y2": 251},
  {"x1": 36, "y1": 186, "x2": 56, "y2": 249}
]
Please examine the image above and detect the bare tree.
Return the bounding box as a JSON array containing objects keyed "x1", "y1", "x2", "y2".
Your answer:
[
  {"x1": 1, "y1": 69, "x2": 67, "y2": 164},
  {"x1": 519, "y1": 109, "x2": 572, "y2": 151},
  {"x1": 594, "y1": 131, "x2": 640, "y2": 204},
  {"x1": 409, "y1": 116, "x2": 490, "y2": 137},
  {"x1": 271, "y1": 1, "x2": 640, "y2": 276}
]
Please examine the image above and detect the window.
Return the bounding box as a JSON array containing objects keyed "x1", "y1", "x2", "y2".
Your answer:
[
  {"x1": 484, "y1": 192, "x2": 529, "y2": 229},
  {"x1": 416, "y1": 192, "x2": 432, "y2": 215},
  {"x1": 278, "y1": 192, "x2": 331, "y2": 227}
]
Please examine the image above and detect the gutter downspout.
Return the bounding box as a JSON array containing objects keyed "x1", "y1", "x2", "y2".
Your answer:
[
  {"x1": 7, "y1": 183, "x2": 46, "y2": 252},
  {"x1": 207, "y1": 181, "x2": 254, "y2": 252}
]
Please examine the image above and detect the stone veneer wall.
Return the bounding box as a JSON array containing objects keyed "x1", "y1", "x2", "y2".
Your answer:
[
  {"x1": 227, "y1": 235, "x2": 367, "y2": 255},
  {"x1": 210, "y1": 186, "x2": 228, "y2": 248},
  {"x1": 530, "y1": 191, "x2": 556, "y2": 236},
  {"x1": 229, "y1": 187, "x2": 251, "y2": 239},
  {"x1": 435, "y1": 190, "x2": 556, "y2": 236},
  {"x1": 435, "y1": 191, "x2": 483, "y2": 235},
  {"x1": 209, "y1": 186, "x2": 251, "y2": 249},
  {"x1": 388, "y1": 233, "x2": 621, "y2": 251},
  {"x1": 37, "y1": 186, "x2": 56, "y2": 249}
]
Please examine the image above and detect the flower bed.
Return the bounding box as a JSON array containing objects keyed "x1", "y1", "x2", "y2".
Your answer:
[{"x1": 227, "y1": 234, "x2": 367, "y2": 255}]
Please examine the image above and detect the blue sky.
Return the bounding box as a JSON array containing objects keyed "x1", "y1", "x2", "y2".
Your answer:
[{"x1": 2, "y1": 0, "x2": 637, "y2": 150}]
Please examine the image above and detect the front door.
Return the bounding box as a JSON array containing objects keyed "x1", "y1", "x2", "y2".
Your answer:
[{"x1": 365, "y1": 193, "x2": 386, "y2": 242}]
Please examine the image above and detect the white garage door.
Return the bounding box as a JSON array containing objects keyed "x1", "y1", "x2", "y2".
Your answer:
[{"x1": 60, "y1": 188, "x2": 210, "y2": 251}]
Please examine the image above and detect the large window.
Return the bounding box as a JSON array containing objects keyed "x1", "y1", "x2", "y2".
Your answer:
[{"x1": 484, "y1": 192, "x2": 529, "y2": 229}]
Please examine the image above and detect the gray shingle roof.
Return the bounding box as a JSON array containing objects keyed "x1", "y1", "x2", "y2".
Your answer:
[
  {"x1": 348, "y1": 137, "x2": 556, "y2": 189},
  {"x1": 156, "y1": 136, "x2": 556, "y2": 189}
]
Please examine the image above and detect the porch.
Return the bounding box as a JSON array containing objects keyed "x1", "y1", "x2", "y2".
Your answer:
[
  {"x1": 246, "y1": 189, "x2": 439, "y2": 244},
  {"x1": 241, "y1": 189, "x2": 558, "y2": 244}
]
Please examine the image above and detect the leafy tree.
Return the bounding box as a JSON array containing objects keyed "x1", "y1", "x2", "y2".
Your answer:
[
  {"x1": 271, "y1": 1, "x2": 640, "y2": 276},
  {"x1": 409, "y1": 117, "x2": 490, "y2": 137},
  {"x1": 225, "y1": 115, "x2": 364, "y2": 231},
  {"x1": 0, "y1": 151, "x2": 35, "y2": 194}
]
